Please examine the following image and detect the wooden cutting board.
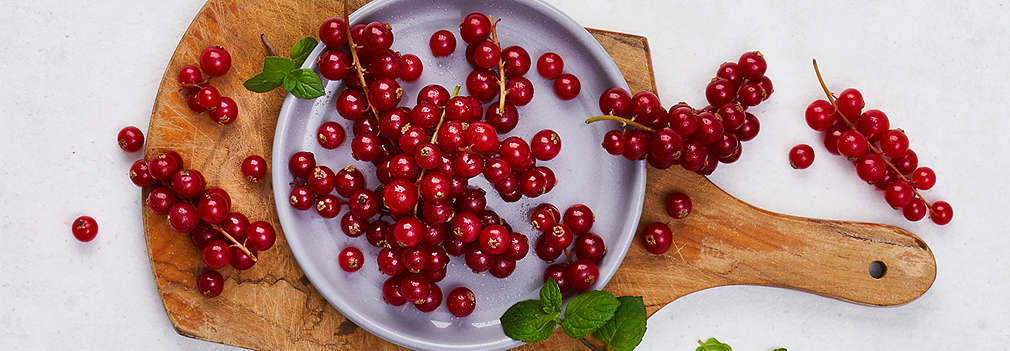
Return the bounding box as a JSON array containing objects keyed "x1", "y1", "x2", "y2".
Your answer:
[{"x1": 142, "y1": 0, "x2": 936, "y2": 350}]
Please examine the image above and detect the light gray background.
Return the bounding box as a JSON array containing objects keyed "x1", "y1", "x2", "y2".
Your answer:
[{"x1": 1, "y1": 0, "x2": 1005, "y2": 350}]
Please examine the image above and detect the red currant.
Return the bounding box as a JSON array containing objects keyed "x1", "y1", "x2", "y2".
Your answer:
[
  {"x1": 208, "y1": 97, "x2": 238, "y2": 125},
  {"x1": 836, "y1": 130, "x2": 868, "y2": 160},
  {"x1": 197, "y1": 269, "x2": 224, "y2": 298},
  {"x1": 315, "y1": 194, "x2": 343, "y2": 218},
  {"x1": 369, "y1": 50, "x2": 403, "y2": 79},
  {"x1": 418, "y1": 84, "x2": 450, "y2": 107},
  {"x1": 641, "y1": 222, "x2": 672, "y2": 254},
  {"x1": 504, "y1": 233, "x2": 530, "y2": 261},
  {"x1": 486, "y1": 103, "x2": 519, "y2": 133},
  {"x1": 929, "y1": 201, "x2": 953, "y2": 225},
  {"x1": 506, "y1": 77, "x2": 535, "y2": 106},
  {"x1": 805, "y1": 100, "x2": 836, "y2": 131},
  {"x1": 147, "y1": 186, "x2": 177, "y2": 215},
  {"x1": 536, "y1": 52, "x2": 564, "y2": 79},
  {"x1": 149, "y1": 152, "x2": 182, "y2": 181},
  {"x1": 737, "y1": 81, "x2": 765, "y2": 107},
  {"x1": 368, "y1": 78, "x2": 402, "y2": 112},
  {"x1": 884, "y1": 180, "x2": 915, "y2": 208},
  {"x1": 903, "y1": 199, "x2": 928, "y2": 222},
  {"x1": 238, "y1": 155, "x2": 267, "y2": 182},
  {"x1": 599, "y1": 88, "x2": 632, "y2": 116},
  {"x1": 177, "y1": 65, "x2": 202, "y2": 85},
  {"x1": 197, "y1": 194, "x2": 230, "y2": 224},
  {"x1": 465, "y1": 69, "x2": 499, "y2": 101},
  {"x1": 351, "y1": 133, "x2": 383, "y2": 162},
  {"x1": 168, "y1": 203, "x2": 199, "y2": 233},
  {"x1": 377, "y1": 247, "x2": 404, "y2": 276},
  {"x1": 319, "y1": 17, "x2": 348, "y2": 48},
  {"x1": 230, "y1": 246, "x2": 257, "y2": 270},
  {"x1": 879, "y1": 129, "x2": 909, "y2": 158},
  {"x1": 245, "y1": 221, "x2": 276, "y2": 251},
  {"x1": 623, "y1": 130, "x2": 649, "y2": 160},
  {"x1": 129, "y1": 159, "x2": 155, "y2": 187},
  {"x1": 544, "y1": 223, "x2": 574, "y2": 249},
  {"x1": 383, "y1": 179, "x2": 419, "y2": 214},
  {"x1": 465, "y1": 122, "x2": 500, "y2": 155},
  {"x1": 705, "y1": 78, "x2": 736, "y2": 106},
  {"x1": 429, "y1": 30, "x2": 457, "y2": 57},
  {"x1": 911, "y1": 167, "x2": 936, "y2": 190},
  {"x1": 567, "y1": 259, "x2": 599, "y2": 291},
  {"x1": 664, "y1": 192, "x2": 692, "y2": 219},
  {"x1": 349, "y1": 189, "x2": 380, "y2": 219},
  {"x1": 601, "y1": 130, "x2": 626, "y2": 156},
  {"x1": 446, "y1": 286, "x2": 476, "y2": 317},
  {"x1": 544, "y1": 263, "x2": 571, "y2": 293},
  {"x1": 460, "y1": 13, "x2": 491, "y2": 44},
  {"x1": 737, "y1": 51, "x2": 766, "y2": 80},
  {"x1": 530, "y1": 129, "x2": 561, "y2": 161},
  {"x1": 288, "y1": 151, "x2": 316, "y2": 178},
  {"x1": 490, "y1": 257, "x2": 517, "y2": 278},
  {"x1": 201, "y1": 239, "x2": 231, "y2": 269},
  {"x1": 361, "y1": 22, "x2": 394, "y2": 53},
  {"x1": 893, "y1": 149, "x2": 918, "y2": 175},
  {"x1": 471, "y1": 41, "x2": 500, "y2": 69},
  {"x1": 71, "y1": 216, "x2": 98, "y2": 242},
  {"x1": 336, "y1": 89, "x2": 369, "y2": 120},
  {"x1": 288, "y1": 186, "x2": 314, "y2": 210},
  {"x1": 451, "y1": 211, "x2": 482, "y2": 243},
  {"x1": 117, "y1": 126, "x2": 144, "y2": 152},
  {"x1": 308, "y1": 166, "x2": 336, "y2": 194},
  {"x1": 715, "y1": 62, "x2": 741, "y2": 84},
  {"x1": 465, "y1": 245, "x2": 493, "y2": 273},
  {"x1": 221, "y1": 212, "x2": 248, "y2": 242},
  {"x1": 200, "y1": 46, "x2": 231, "y2": 77},
  {"x1": 553, "y1": 74, "x2": 581, "y2": 100},
  {"x1": 479, "y1": 224, "x2": 511, "y2": 255},
  {"x1": 318, "y1": 49, "x2": 352, "y2": 80},
  {"x1": 400, "y1": 54, "x2": 423, "y2": 82},
  {"x1": 835, "y1": 88, "x2": 864, "y2": 119},
  {"x1": 563, "y1": 205, "x2": 594, "y2": 235},
  {"x1": 823, "y1": 123, "x2": 845, "y2": 155},
  {"x1": 382, "y1": 276, "x2": 407, "y2": 306},
  {"x1": 502, "y1": 46, "x2": 531, "y2": 77},
  {"x1": 335, "y1": 246, "x2": 363, "y2": 273},
  {"x1": 856, "y1": 109, "x2": 890, "y2": 141},
  {"x1": 414, "y1": 283, "x2": 442, "y2": 312},
  {"x1": 340, "y1": 213, "x2": 365, "y2": 238},
  {"x1": 855, "y1": 153, "x2": 887, "y2": 184},
  {"x1": 574, "y1": 233, "x2": 606, "y2": 263},
  {"x1": 788, "y1": 144, "x2": 815, "y2": 169}
]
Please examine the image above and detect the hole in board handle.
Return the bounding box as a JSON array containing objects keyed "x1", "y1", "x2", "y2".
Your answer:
[{"x1": 869, "y1": 260, "x2": 887, "y2": 279}]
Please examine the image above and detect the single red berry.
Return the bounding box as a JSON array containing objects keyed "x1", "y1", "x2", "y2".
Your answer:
[
  {"x1": 418, "y1": 84, "x2": 450, "y2": 107},
  {"x1": 349, "y1": 189, "x2": 381, "y2": 219},
  {"x1": 479, "y1": 225, "x2": 511, "y2": 255},
  {"x1": 710, "y1": 132, "x2": 739, "y2": 159},
  {"x1": 315, "y1": 194, "x2": 343, "y2": 218},
  {"x1": 574, "y1": 233, "x2": 606, "y2": 263},
  {"x1": 366, "y1": 220, "x2": 392, "y2": 248},
  {"x1": 483, "y1": 157, "x2": 512, "y2": 185},
  {"x1": 338, "y1": 247, "x2": 364, "y2": 272},
  {"x1": 788, "y1": 144, "x2": 815, "y2": 169},
  {"x1": 241, "y1": 155, "x2": 267, "y2": 182},
  {"x1": 680, "y1": 140, "x2": 708, "y2": 171},
  {"x1": 288, "y1": 186, "x2": 314, "y2": 210},
  {"x1": 911, "y1": 167, "x2": 936, "y2": 190},
  {"x1": 447, "y1": 287, "x2": 476, "y2": 317},
  {"x1": 171, "y1": 169, "x2": 205, "y2": 199},
  {"x1": 465, "y1": 69, "x2": 499, "y2": 102},
  {"x1": 414, "y1": 283, "x2": 442, "y2": 312},
  {"x1": 716, "y1": 103, "x2": 746, "y2": 131},
  {"x1": 177, "y1": 65, "x2": 202, "y2": 85},
  {"x1": 705, "y1": 78, "x2": 737, "y2": 106},
  {"x1": 368, "y1": 50, "x2": 403, "y2": 79},
  {"x1": 715, "y1": 62, "x2": 741, "y2": 84},
  {"x1": 245, "y1": 221, "x2": 276, "y2": 251},
  {"x1": 536, "y1": 52, "x2": 564, "y2": 79},
  {"x1": 856, "y1": 109, "x2": 890, "y2": 141},
  {"x1": 486, "y1": 103, "x2": 519, "y2": 133},
  {"x1": 117, "y1": 126, "x2": 144, "y2": 152},
  {"x1": 601, "y1": 130, "x2": 626, "y2": 156},
  {"x1": 361, "y1": 22, "x2": 394, "y2": 53},
  {"x1": 696, "y1": 112, "x2": 725, "y2": 145},
  {"x1": 465, "y1": 245, "x2": 493, "y2": 273},
  {"x1": 502, "y1": 46, "x2": 531, "y2": 77},
  {"x1": 599, "y1": 88, "x2": 633, "y2": 116},
  {"x1": 504, "y1": 233, "x2": 530, "y2": 261},
  {"x1": 201, "y1": 239, "x2": 231, "y2": 269},
  {"x1": 190, "y1": 225, "x2": 222, "y2": 250},
  {"x1": 319, "y1": 49, "x2": 353, "y2": 81},
  {"x1": 563, "y1": 204, "x2": 595, "y2": 235},
  {"x1": 197, "y1": 269, "x2": 224, "y2": 298},
  {"x1": 451, "y1": 211, "x2": 483, "y2": 244},
  {"x1": 884, "y1": 180, "x2": 915, "y2": 208},
  {"x1": 530, "y1": 206, "x2": 558, "y2": 232},
  {"x1": 377, "y1": 247, "x2": 404, "y2": 276},
  {"x1": 221, "y1": 212, "x2": 248, "y2": 242},
  {"x1": 340, "y1": 213, "x2": 365, "y2": 238},
  {"x1": 197, "y1": 194, "x2": 230, "y2": 224},
  {"x1": 567, "y1": 259, "x2": 599, "y2": 291},
  {"x1": 387, "y1": 153, "x2": 419, "y2": 180},
  {"x1": 506, "y1": 77, "x2": 535, "y2": 106},
  {"x1": 531, "y1": 129, "x2": 562, "y2": 161},
  {"x1": 351, "y1": 133, "x2": 383, "y2": 162},
  {"x1": 71, "y1": 216, "x2": 98, "y2": 242},
  {"x1": 879, "y1": 129, "x2": 910, "y2": 158},
  {"x1": 288, "y1": 151, "x2": 316, "y2": 178},
  {"x1": 737, "y1": 81, "x2": 765, "y2": 107},
  {"x1": 735, "y1": 113, "x2": 761, "y2": 141},
  {"x1": 929, "y1": 201, "x2": 953, "y2": 225},
  {"x1": 149, "y1": 152, "x2": 181, "y2": 181},
  {"x1": 368, "y1": 78, "x2": 402, "y2": 112},
  {"x1": 168, "y1": 203, "x2": 199, "y2": 233},
  {"x1": 544, "y1": 223, "x2": 574, "y2": 249},
  {"x1": 465, "y1": 122, "x2": 500, "y2": 155},
  {"x1": 836, "y1": 130, "x2": 868, "y2": 160},
  {"x1": 336, "y1": 89, "x2": 369, "y2": 120},
  {"x1": 400, "y1": 54, "x2": 423, "y2": 82},
  {"x1": 490, "y1": 256, "x2": 517, "y2": 278},
  {"x1": 623, "y1": 130, "x2": 649, "y2": 160},
  {"x1": 229, "y1": 246, "x2": 257, "y2": 270},
  {"x1": 146, "y1": 186, "x2": 177, "y2": 215},
  {"x1": 855, "y1": 153, "x2": 887, "y2": 184},
  {"x1": 544, "y1": 263, "x2": 571, "y2": 293},
  {"x1": 384, "y1": 179, "x2": 419, "y2": 215},
  {"x1": 499, "y1": 137, "x2": 534, "y2": 171},
  {"x1": 758, "y1": 76, "x2": 774, "y2": 99},
  {"x1": 737, "y1": 51, "x2": 766, "y2": 80},
  {"x1": 200, "y1": 46, "x2": 231, "y2": 77},
  {"x1": 903, "y1": 200, "x2": 928, "y2": 222},
  {"x1": 471, "y1": 41, "x2": 500, "y2": 69},
  {"x1": 319, "y1": 17, "x2": 348, "y2": 48},
  {"x1": 835, "y1": 88, "x2": 865, "y2": 119},
  {"x1": 553, "y1": 73, "x2": 581, "y2": 100},
  {"x1": 893, "y1": 150, "x2": 918, "y2": 175},
  {"x1": 664, "y1": 192, "x2": 692, "y2": 219},
  {"x1": 641, "y1": 222, "x2": 673, "y2": 254},
  {"x1": 460, "y1": 12, "x2": 491, "y2": 44},
  {"x1": 308, "y1": 166, "x2": 337, "y2": 194},
  {"x1": 429, "y1": 29, "x2": 456, "y2": 57},
  {"x1": 129, "y1": 159, "x2": 155, "y2": 187},
  {"x1": 187, "y1": 90, "x2": 207, "y2": 112},
  {"x1": 805, "y1": 100, "x2": 836, "y2": 131},
  {"x1": 382, "y1": 276, "x2": 407, "y2": 306},
  {"x1": 823, "y1": 123, "x2": 845, "y2": 155}
]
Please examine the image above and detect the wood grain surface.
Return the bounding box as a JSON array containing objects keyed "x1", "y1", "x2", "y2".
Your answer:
[{"x1": 142, "y1": 0, "x2": 936, "y2": 350}]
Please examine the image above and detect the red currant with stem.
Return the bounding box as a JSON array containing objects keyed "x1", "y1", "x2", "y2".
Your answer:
[
  {"x1": 308, "y1": 166, "x2": 336, "y2": 194},
  {"x1": 530, "y1": 206, "x2": 558, "y2": 232},
  {"x1": 664, "y1": 192, "x2": 692, "y2": 219},
  {"x1": 884, "y1": 180, "x2": 915, "y2": 208},
  {"x1": 452, "y1": 152, "x2": 484, "y2": 179},
  {"x1": 599, "y1": 88, "x2": 632, "y2": 116},
  {"x1": 705, "y1": 78, "x2": 737, "y2": 106},
  {"x1": 471, "y1": 41, "x2": 500, "y2": 69},
  {"x1": 622, "y1": 130, "x2": 649, "y2": 161},
  {"x1": 382, "y1": 276, "x2": 407, "y2": 306},
  {"x1": 538, "y1": 166, "x2": 557, "y2": 194},
  {"x1": 288, "y1": 186, "x2": 313, "y2": 210},
  {"x1": 197, "y1": 269, "x2": 224, "y2": 298},
  {"x1": 855, "y1": 153, "x2": 887, "y2": 184},
  {"x1": 349, "y1": 189, "x2": 381, "y2": 219},
  {"x1": 544, "y1": 223, "x2": 574, "y2": 249},
  {"x1": 451, "y1": 211, "x2": 482, "y2": 243},
  {"x1": 669, "y1": 106, "x2": 699, "y2": 138},
  {"x1": 316, "y1": 121, "x2": 346, "y2": 149},
  {"x1": 202, "y1": 239, "x2": 231, "y2": 269},
  {"x1": 245, "y1": 221, "x2": 276, "y2": 251},
  {"x1": 465, "y1": 122, "x2": 500, "y2": 155},
  {"x1": 400, "y1": 54, "x2": 423, "y2": 82},
  {"x1": 147, "y1": 186, "x2": 177, "y2": 215},
  {"x1": 117, "y1": 126, "x2": 144, "y2": 152},
  {"x1": 377, "y1": 247, "x2": 404, "y2": 276},
  {"x1": 399, "y1": 126, "x2": 428, "y2": 154},
  {"x1": 319, "y1": 17, "x2": 348, "y2": 48},
  {"x1": 190, "y1": 225, "x2": 222, "y2": 249},
  {"x1": 504, "y1": 233, "x2": 530, "y2": 261},
  {"x1": 336, "y1": 89, "x2": 369, "y2": 120},
  {"x1": 208, "y1": 97, "x2": 238, "y2": 125},
  {"x1": 465, "y1": 245, "x2": 493, "y2": 273},
  {"x1": 71, "y1": 216, "x2": 98, "y2": 242},
  {"x1": 574, "y1": 233, "x2": 606, "y2": 263},
  {"x1": 129, "y1": 159, "x2": 155, "y2": 187},
  {"x1": 536, "y1": 52, "x2": 564, "y2": 79},
  {"x1": 418, "y1": 84, "x2": 450, "y2": 107},
  {"x1": 168, "y1": 203, "x2": 199, "y2": 233},
  {"x1": 929, "y1": 201, "x2": 953, "y2": 225},
  {"x1": 531, "y1": 129, "x2": 561, "y2": 161},
  {"x1": 460, "y1": 12, "x2": 491, "y2": 44},
  {"x1": 177, "y1": 65, "x2": 202, "y2": 85},
  {"x1": 288, "y1": 151, "x2": 316, "y2": 178},
  {"x1": 486, "y1": 103, "x2": 518, "y2": 133},
  {"x1": 465, "y1": 69, "x2": 499, "y2": 101},
  {"x1": 567, "y1": 259, "x2": 599, "y2": 291},
  {"x1": 506, "y1": 77, "x2": 535, "y2": 106},
  {"x1": 414, "y1": 283, "x2": 442, "y2": 312},
  {"x1": 880, "y1": 129, "x2": 910, "y2": 158},
  {"x1": 383, "y1": 179, "x2": 419, "y2": 214},
  {"x1": 368, "y1": 78, "x2": 402, "y2": 112},
  {"x1": 200, "y1": 46, "x2": 231, "y2": 77},
  {"x1": 387, "y1": 154, "x2": 419, "y2": 180},
  {"x1": 563, "y1": 205, "x2": 594, "y2": 235},
  {"x1": 903, "y1": 200, "x2": 928, "y2": 222},
  {"x1": 893, "y1": 150, "x2": 918, "y2": 175},
  {"x1": 737, "y1": 51, "x2": 766, "y2": 80},
  {"x1": 601, "y1": 130, "x2": 626, "y2": 156},
  {"x1": 361, "y1": 22, "x2": 394, "y2": 52},
  {"x1": 696, "y1": 112, "x2": 725, "y2": 145},
  {"x1": 641, "y1": 222, "x2": 673, "y2": 254},
  {"x1": 318, "y1": 49, "x2": 352, "y2": 80},
  {"x1": 197, "y1": 195, "x2": 229, "y2": 224},
  {"x1": 410, "y1": 102, "x2": 440, "y2": 129},
  {"x1": 194, "y1": 85, "x2": 222, "y2": 110},
  {"x1": 553, "y1": 74, "x2": 581, "y2": 100},
  {"x1": 490, "y1": 257, "x2": 517, "y2": 278},
  {"x1": 429, "y1": 30, "x2": 456, "y2": 57},
  {"x1": 837, "y1": 130, "x2": 868, "y2": 160},
  {"x1": 805, "y1": 100, "x2": 836, "y2": 132},
  {"x1": 758, "y1": 76, "x2": 774, "y2": 99},
  {"x1": 856, "y1": 109, "x2": 890, "y2": 141},
  {"x1": 788, "y1": 144, "x2": 815, "y2": 169},
  {"x1": 479, "y1": 225, "x2": 511, "y2": 255},
  {"x1": 420, "y1": 172, "x2": 451, "y2": 202},
  {"x1": 502, "y1": 46, "x2": 531, "y2": 77},
  {"x1": 631, "y1": 91, "x2": 661, "y2": 119},
  {"x1": 447, "y1": 287, "x2": 476, "y2": 317},
  {"x1": 221, "y1": 212, "x2": 248, "y2": 242},
  {"x1": 680, "y1": 140, "x2": 708, "y2": 171},
  {"x1": 201, "y1": 188, "x2": 231, "y2": 210},
  {"x1": 835, "y1": 88, "x2": 864, "y2": 118},
  {"x1": 911, "y1": 167, "x2": 936, "y2": 190},
  {"x1": 822, "y1": 123, "x2": 845, "y2": 155},
  {"x1": 315, "y1": 194, "x2": 342, "y2": 218},
  {"x1": 414, "y1": 144, "x2": 443, "y2": 170},
  {"x1": 230, "y1": 246, "x2": 257, "y2": 270}
]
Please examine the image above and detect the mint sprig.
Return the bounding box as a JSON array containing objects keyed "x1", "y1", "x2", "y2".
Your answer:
[
  {"x1": 243, "y1": 36, "x2": 324, "y2": 99},
  {"x1": 697, "y1": 338, "x2": 786, "y2": 351},
  {"x1": 500, "y1": 281, "x2": 647, "y2": 350}
]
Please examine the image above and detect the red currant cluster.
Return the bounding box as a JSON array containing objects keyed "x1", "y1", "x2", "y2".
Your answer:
[
  {"x1": 588, "y1": 51, "x2": 773, "y2": 175},
  {"x1": 802, "y1": 61, "x2": 953, "y2": 225},
  {"x1": 530, "y1": 204, "x2": 607, "y2": 293},
  {"x1": 535, "y1": 52, "x2": 581, "y2": 100},
  {"x1": 283, "y1": 12, "x2": 565, "y2": 317},
  {"x1": 177, "y1": 46, "x2": 239, "y2": 125},
  {"x1": 640, "y1": 192, "x2": 693, "y2": 255},
  {"x1": 129, "y1": 150, "x2": 277, "y2": 298}
]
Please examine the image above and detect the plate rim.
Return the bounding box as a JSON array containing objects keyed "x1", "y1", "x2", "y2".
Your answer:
[{"x1": 271, "y1": 0, "x2": 647, "y2": 349}]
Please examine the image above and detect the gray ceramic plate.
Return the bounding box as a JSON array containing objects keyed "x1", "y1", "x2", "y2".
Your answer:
[{"x1": 272, "y1": 0, "x2": 645, "y2": 349}]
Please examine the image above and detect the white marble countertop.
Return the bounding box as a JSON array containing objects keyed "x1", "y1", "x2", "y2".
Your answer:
[{"x1": 1, "y1": 0, "x2": 1006, "y2": 349}]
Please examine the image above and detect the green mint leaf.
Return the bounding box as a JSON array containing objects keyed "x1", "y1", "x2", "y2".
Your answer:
[
  {"x1": 501, "y1": 300, "x2": 559, "y2": 343},
  {"x1": 289, "y1": 37, "x2": 318, "y2": 66},
  {"x1": 243, "y1": 72, "x2": 282, "y2": 93},
  {"x1": 283, "y1": 68, "x2": 325, "y2": 99},
  {"x1": 560, "y1": 290, "x2": 619, "y2": 339},
  {"x1": 243, "y1": 56, "x2": 296, "y2": 93},
  {"x1": 592, "y1": 296, "x2": 646, "y2": 351},
  {"x1": 540, "y1": 280, "x2": 562, "y2": 315},
  {"x1": 696, "y1": 338, "x2": 732, "y2": 351}
]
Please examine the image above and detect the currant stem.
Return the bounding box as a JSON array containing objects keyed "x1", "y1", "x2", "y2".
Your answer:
[
  {"x1": 414, "y1": 85, "x2": 462, "y2": 216},
  {"x1": 488, "y1": 15, "x2": 508, "y2": 113},
  {"x1": 584, "y1": 115, "x2": 656, "y2": 133},
  {"x1": 211, "y1": 223, "x2": 258, "y2": 262},
  {"x1": 343, "y1": 2, "x2": 381, "y2": 119},
  {"x1": 812, "y1": 59, "x2": 933, "y2": 211},
  {"x1": 259, "y1": 34, "x2": 279, "y2": 57}
]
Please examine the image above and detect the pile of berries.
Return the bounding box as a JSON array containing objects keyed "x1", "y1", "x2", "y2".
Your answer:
[
  {"x1": 286, "y1": 12, "x2": 566, "y2": 318},
  {"x1": 177, "y1": 46, "x2": 239, "y2": 125},
  {"x1": 588, "y1": 52, "x2": 772, "y2": 175},
  {"x1": 800, "y1": 61, "x2": 953, "y2": 225},
  {"x1": 531, "y1": 203, "x2": 608, "y2": 293},
  {"x1": 130, "y1": 150, "x2": 277, "y2": 297}
]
